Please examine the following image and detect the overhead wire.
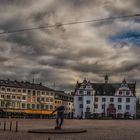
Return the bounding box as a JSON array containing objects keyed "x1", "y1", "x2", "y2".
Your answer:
[{"x1": 0, "y1": 14, "x2": 140, "y2": 35}]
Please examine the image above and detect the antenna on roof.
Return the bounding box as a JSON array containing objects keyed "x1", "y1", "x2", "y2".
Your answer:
[
  {"x1": 53, "y1": 82, "x2": 56, "y2": 90},
  {"x1": 32, "y1": 72, "x2": 35, "y2": 84}
]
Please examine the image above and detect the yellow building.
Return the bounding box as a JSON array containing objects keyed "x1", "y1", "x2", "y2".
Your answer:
[{"x1": 0, "y1": 79, "x2": 55, "y2": 118}]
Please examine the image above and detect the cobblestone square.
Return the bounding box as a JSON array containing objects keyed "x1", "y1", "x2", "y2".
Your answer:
[{"x1": 0, "y1": 119, "x2": 140, "y2": 140}]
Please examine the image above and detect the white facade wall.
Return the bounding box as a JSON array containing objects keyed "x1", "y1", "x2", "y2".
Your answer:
[
  {"x1": 74, "y1": 95, "x2": 95, "y2": 118},
  {"x1": 95, "y1": 96, "x2": 136, "y2": 117},
  {"x1": 74, "y1": 80, "x2": 136, "y2": 119},
  {"x1": 74, "y1": 96, "x2": 83, "y2": 118},
  {"x1": 95, "y1": 96, "x2": 113, "y2": 115},
  {"x1": 114, "y1": 96, "x2": 136, "y2": 117},
  {"x1": 83, "y1": 95, "x2": 94, "y2": 118}
]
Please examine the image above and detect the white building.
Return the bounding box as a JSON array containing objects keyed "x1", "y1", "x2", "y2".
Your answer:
[{"x1": 74, "y1": 75, "x2": 136, "y2": 119}]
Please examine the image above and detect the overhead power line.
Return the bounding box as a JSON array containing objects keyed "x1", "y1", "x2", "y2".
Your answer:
[{"x1": 0, "y1": 14, "x2": 140, "y2": 35}]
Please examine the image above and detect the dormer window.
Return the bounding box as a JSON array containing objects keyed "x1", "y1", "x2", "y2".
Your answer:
[
  {"x1": 87, "y1": 91, "x2": 91, "y2": 95},
  {"x1": 126, "y1": 91, "x2": 130, "y2": 96},
  {"x1": 79, "y1": 90, "x2": 83, "y2": 95},
  {"x1": 119, "y1": 91, "x2": 122, "y2": 95},
  {"x1": 121, "y1": 79, "x2": 129, "y2": 88},
  {"x1": 80, "y1": 86, "x2": 84, "y2": 89}
]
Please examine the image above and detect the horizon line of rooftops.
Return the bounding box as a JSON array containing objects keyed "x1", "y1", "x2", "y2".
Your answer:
[
  {"x1": 0, "y1": 77, "x2": 136, "y2": 85},
  {"x1": 0, "y1": 78, "x2": 74, "y2": 98},
  {"x1": 0, "y1": 78, "x2": 68, "y2": 93},
  {"x1": 76, "y1": 74, "x2": 136, "y2": 84}
]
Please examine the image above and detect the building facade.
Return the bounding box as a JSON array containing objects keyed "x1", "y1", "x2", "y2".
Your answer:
[
  {"x1": 0, "y1": 79, "x2": 74, "y2": 118},
  {"x1": 0, "y1": 79, "x2": 55, "y2": 118},
  {"x1": 74, "y1": 76, "x2": 136, "y2": 119},
  {"x1": 55, "y1": 91, "x2": 74, "y2": 118}
]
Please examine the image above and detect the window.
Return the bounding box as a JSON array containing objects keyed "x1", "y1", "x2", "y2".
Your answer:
[
  {"x1": 7, "y1": 88, "x2": 10, "y2": 92},
  {"x1": 102, "y1": 104, "x2": 105, "y2": 109},
  {"x1": 102, "y1": 98, "x2": 106, "y2": 102},
  {"x1": 12, "y1": 89, "x2": 16, "y2": 92},
  {"x1": 126, "y1": 105, "x2": 130, "y2": 110},
  {"x1": 50, "y1": 98, "x2": 54, "y2": 102},
  {"x1": 37, "y1": 91, "x2": 40, "y2": 95},
  {"x1": 22, "y1": 103, "x2": 25, "y2": 109},
  {"x1": 41, "y1": 98, "x2": 45, "y2": 102},
  {"x1": 95, "y1": 97, "x2": 98, "y2": 102},
  {"x1": 126, "y1": 98, "x2": 130, "y2": 103},
  {"x1": 32, "y1": 104, "x2": 35, "y2": 109},
  {"x1": 22, "y1": 96, "x2": 26, "y2": 100},
  {"x1": 51, "y1": 93, "x2": 54, "y2": 96},
  {"x1": 46, "y1": 105, "x2": 48, "y2": 109},
  {"x1": 23, "y1": 89, "x2": 26, "y2": 93},
  {"x1": 11, "y1": 102, "x2": 15, "y2": 107},
  {"x1": 1, "y1": 95, "x2": 4, "y2": 98},
  {"x1": 50, "y1": 105, "x2": 53, "y2": 110},
  {"x1": 18, "y1": 89, "x2": 21, "y2": 93},
  {"x1": 37, "y1": 97, "x2": 40, "y2": 102},
  {"x1": 119, "y1": 91, "x2": 122, "y2": 95},
  {"x1": 17, "y1": 96, "x2": 21, "y2": 100},
  {"x1": 87, "y1": 91, "x2": 91, "y2": 95},
  {"x1": 39, "y1": 104, "x2": 43, "y2": 109},
  {"x1": 28, "y1": 90, "x2": 31, "y2": 95},
  {"x1": 1, "y1": 101, "x2": 5, "y2": 107},
  {"x1": 12, "y1": 96, "x2": 15, "y2": 99},
  {"x1": 46, "y1": 98, "x2": 49, "y2": 102},
  {"x1": 118, "y1": 98, "x2": 122, "y2": 102},
  {"x1": 86, "y1": 107, "x2": 90, "y2": 112},
  {"x1": 7, "y1": 95, "x2": 10, "y2": 99},
  {"x1": 110, "y1": 98, "x2": 114, "y2": 102},
  {"x1": 32, "y1": 90, "x2": 36, "y2": 96},
  {"x1": 42, "y1": 92, "x2": 45, "y2": 95},
  {"x1": 95, "y1": 104, "x2": 98, "y2": 109},
  {"x1": 126, "y1": 91, "x2": 130, "y2": 96},
  {"x1": 86, "y1": 100, "x2": 90, "y2": 104},
  {"x1": 79, "y1": 104, "x2": 83, "y2": 108},
  {"x1": 37, "y1": 104, "x2": 40, "y2": 109},
  {"x1": 78, "y1": 97, "x2": 82, "y2": 101},
  {"x1": 27, "y1": 104, "x2": 30, "y2": 109},
  {"x1": 79, "y1": 90, "x2": 83, "y2": 94},
  {"x1": 118, "y1": 105, "x2": 122, "y2": 110},
  {"x1": 2, "y1": 88, "x2": 5, "y2": 91}
]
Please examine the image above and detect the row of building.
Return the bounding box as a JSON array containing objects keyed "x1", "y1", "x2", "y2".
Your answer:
[
  {"x1": 0, "y1": 75, "x2": 137, "y2": 119},
  {"x1": 0, "y1": 79, "x2": 73, "y2": 118}
]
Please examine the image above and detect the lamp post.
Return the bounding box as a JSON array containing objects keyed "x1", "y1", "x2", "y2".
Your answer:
[{"x1": 38, "y1": 98, "x2": 43, "y2": 119}]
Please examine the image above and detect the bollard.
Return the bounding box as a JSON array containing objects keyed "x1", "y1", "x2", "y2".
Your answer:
[
  {"x1": 4, "y1": 121, "x2": 6, "y2": 131},
  {"x1": 15, "y1": 121, "x2": 18, "y2": 132},
  {"x1": 9, "y1": 121, "x2": 12, "y2": 131}
]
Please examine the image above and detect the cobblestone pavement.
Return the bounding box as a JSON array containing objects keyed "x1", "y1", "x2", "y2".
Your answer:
[{"x1": 0, "y1": 119, "x2": 140, "y2": 140}]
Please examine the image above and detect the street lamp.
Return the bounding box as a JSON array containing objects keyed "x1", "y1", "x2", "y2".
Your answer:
[{"x1": 38, "y1": 98, "x2": 43, "y2": 119}]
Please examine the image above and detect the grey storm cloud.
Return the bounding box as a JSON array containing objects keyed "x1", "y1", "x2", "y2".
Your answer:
[{"x1": 0, "y1": 0, "x2": 140, "y2": 92}]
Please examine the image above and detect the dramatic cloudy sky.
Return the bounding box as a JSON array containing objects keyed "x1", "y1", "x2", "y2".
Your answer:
[{"x1": 0, "y1": 0, "x2": 140, "y2": 93}]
